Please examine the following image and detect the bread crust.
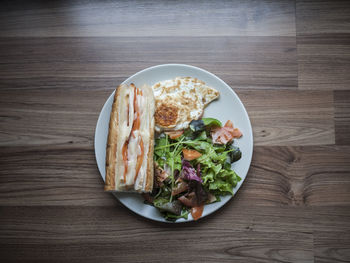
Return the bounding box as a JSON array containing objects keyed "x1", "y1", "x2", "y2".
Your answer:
[
  {"x1": 144, "y1": 84, "x2": 155, "y2": 192},
  {"x1": 105, "y1": 84, "x2": 154, "y2": 193},
  {"x1": 105, "y1": 86, "x2": 123, "y2": 191}
]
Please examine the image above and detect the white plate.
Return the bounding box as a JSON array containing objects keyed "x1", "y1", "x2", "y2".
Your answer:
[{"x1": 95, "y1": 64, "x2": 253, "y2": 223}]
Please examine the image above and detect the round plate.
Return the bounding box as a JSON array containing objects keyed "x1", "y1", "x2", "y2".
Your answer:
[{"x1": 95, "y1": 64, "x2": 253, "y2": 223}]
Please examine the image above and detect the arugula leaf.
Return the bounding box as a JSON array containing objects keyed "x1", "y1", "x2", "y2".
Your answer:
[
  {"x1": 183, "y1": 128, "x2": 195, "y2": 140},
  {"x1": 154, "y1": 137, "x2": 168, "y2": 157},
  {"x1": 155, "y1": 134, "x2": 184, "y2": 180},
  {"x1": 163, "y1": 208, "x2": 190, "y2": 221},
  {"x1": 202, "y1": 117, "x2": 222, "y2": 128},
  {"x1": 211, "y1": 152, "x2": 228, "y2": 164},
  {"x1": 189, "y1": 140, "x2": 212, "y2": 152},
  {"x1": 153, "y1": 197, "x2": 169, "y2": 207},
  {"x1": 194, "y1": 131, "x2": 207, "y2": 141},
  {"x1": 213, "y1": 144, "x2": 226, "y2": 153},
  {"x1": 195, "y1": 153, "x2": 212, "y2": 168},
  {"x1": 173, "y1": 153, "x2": 182, "y2": 171}
]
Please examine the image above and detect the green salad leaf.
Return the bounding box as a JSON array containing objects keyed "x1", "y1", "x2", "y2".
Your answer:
[
  {"x1": 202, "y1": 117, "x2": 222, "y2": 128},
  {"x1": 163, "y1": 208, "x2": 190, "y2": 221},
  {"x1": 151, "y1": 117, "x2": 242, "y2": 221}
]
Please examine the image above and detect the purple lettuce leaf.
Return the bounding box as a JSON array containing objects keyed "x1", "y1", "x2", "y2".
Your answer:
[{"x1": 182, "y1": 160, "x2": 203, "y2": 183}]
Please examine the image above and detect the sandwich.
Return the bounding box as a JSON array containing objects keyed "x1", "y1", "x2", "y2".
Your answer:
[{"x1": 105, "y1": 83, "x2": 155, "y2": 192}]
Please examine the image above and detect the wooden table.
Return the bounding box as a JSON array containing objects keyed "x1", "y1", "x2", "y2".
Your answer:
[{"x1": 1, "y1": 1, "x2": 349, "y2": 262}]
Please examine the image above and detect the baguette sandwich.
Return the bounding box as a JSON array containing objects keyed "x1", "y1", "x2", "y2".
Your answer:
[{"x1": 105, "y1": 83, "x2": 155, "y2": 192}]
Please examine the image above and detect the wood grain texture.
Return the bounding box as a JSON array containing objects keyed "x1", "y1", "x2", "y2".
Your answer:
[
  {"x1": 1, "y1": 0, "x2": 350, "y2": 262},
  {"x1": 312, "y1": 207, "x2": 350, "y2": 263},
  {"x1": 0, "y1": 37, "x2": 297, "y2": 90},
  {"x1": 0, "y1": 0, "x2": 296, "y2": 37},
  {"x1": 335, "y1": 91, "x2": 350, "y2": 145},
  {"x1": 237, "y1": 146, "x2": 350, "y2": 207},
  {"x1": 297, "y1": 0, "x2": 350, "y2": 90},
  {"x1": 0, "y1": 205, "x2": 313, "y2": 263},
  {"x1": 297, "y1": 42, "x2": 350, "y2": 90},
  {"x1": 0, "y1": 89, "x2": 333, "y2": 148},
  {"x1": 0, "y1": 89, "x2": 110, "y2": 147},
  {"x1": 296, "y1": 0, "x2": 350, "y2": 36},
  {"x1": 0, "y1": 145, "x2": 117, "y2": 206},
  {"x1": 1, "y1": 145, "x2": 349, "y2": 208},
  {"x1": 237, "y1": 90, "x2": 335, "y2": 146}
]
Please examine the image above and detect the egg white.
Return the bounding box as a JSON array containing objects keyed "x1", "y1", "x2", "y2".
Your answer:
[{"x1": 152, "y1": 77, "x2": 218, "y2": 131}]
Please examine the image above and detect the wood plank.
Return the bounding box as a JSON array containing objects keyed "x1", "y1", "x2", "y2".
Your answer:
[
  {"x1": 0, "y1": 89, "x2": 110, "y2": 147},
  {"x1": 296, "y1": 0, "x2": 350, "y2": 90},
  {"x1": 335, "y1": 91, "x2": 350, "y2": 145},
  {"x1": 0, "y1": 145, "x2": 117, "y2": 206},
  {"x1": 0, "y1": 1, "x2": 349, "y2": 262},
  {"x1": 297, "y1": 42, "x2": 350, "y2": 90},
  {"x1": 237, "y1": 146, "x2": 350, "y2": 207},
  {"x1": 0, "y1": 37, "x2": 297, "y2": 90},
  {"x1": 0, "y1": 205, "x2": 313, "y2": 263},
  {"x1": 296, "y1": 0, "x2": 350, "y2": 36},
  {"x1": 312, "y1": 207, "x2": 350, "y2": 263},
  {"x1": 0, "y1": 88, "x2": 333, "y2": 148},
  {"x1": 0, "y1": 0, "x2": 296, "y2": 37},
  {"x1": 237, "y1": 90, "x2": 334, "y2": 146},
  {"x1": 1, "y1": 145, "x2": 349, "y2": 207}
]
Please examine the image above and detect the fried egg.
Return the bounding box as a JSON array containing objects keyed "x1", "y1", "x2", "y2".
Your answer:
[{"x1": 152, "y1": 77, "x2": 220, "y2": 131}]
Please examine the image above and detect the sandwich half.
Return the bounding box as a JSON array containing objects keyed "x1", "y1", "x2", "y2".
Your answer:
[{"x1": 105, "y1": 83, "x2": 155, "y2": 192}]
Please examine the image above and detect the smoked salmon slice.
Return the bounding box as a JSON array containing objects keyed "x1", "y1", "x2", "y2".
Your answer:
[{"x1": 211, "y1": 120, "x2": 242, "y2": 144}]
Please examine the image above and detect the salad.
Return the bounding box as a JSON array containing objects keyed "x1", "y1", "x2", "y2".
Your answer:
[{"x1": 143, "y1": 117, "x2": 243, "y2": 221}]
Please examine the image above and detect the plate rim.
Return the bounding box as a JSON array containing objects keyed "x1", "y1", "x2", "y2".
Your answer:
[{"x1": 94, "y1": 63, "x2": 253, "y2": 223}]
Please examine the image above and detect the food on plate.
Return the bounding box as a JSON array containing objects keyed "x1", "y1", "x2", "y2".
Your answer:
[
  {"x1": 143, "y1": 117, "x2": 243, "y2": 221},
  {"x1": 105, "y1": 83, "x2": 155, "y2": 192},
  {"x1": 152, "y1": 77, "x2": 219, "y2": 132},
  {"x1": 104, "y1": 76, "x2": 243, "y2": 221},
  {"x1": 211, "y1": 120, "x2": 242, "y2": 144}
]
